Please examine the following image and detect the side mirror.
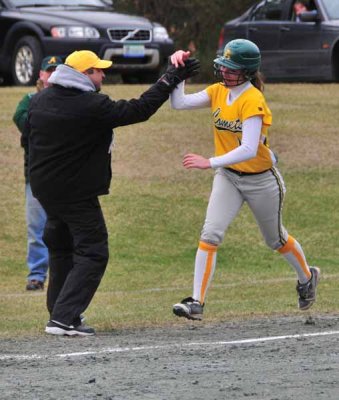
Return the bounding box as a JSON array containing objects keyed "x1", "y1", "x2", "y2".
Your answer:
[{"x1": 299, "y1": 10, "x2": 320, "y2": 23}]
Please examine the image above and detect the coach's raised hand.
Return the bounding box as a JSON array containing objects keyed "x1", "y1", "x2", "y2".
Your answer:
[{"x1": 158, "y1": 57, "x2": 200, "y2": 89}]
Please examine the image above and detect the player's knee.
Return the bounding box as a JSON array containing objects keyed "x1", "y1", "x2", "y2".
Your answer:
[
  {"x1": 200, "y1": 228, "x2": 224, "y2": 246},
  {"x1": 265, "y1": 238, "x2": 285, "y2": 250}
]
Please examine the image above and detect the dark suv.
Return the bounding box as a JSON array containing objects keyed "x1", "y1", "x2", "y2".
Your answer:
[
  {"x1": 0, "y1": 0, "x2": 174, "y2": 85},
  {"x1": 217, "y1": 0, "x2": 339, "y2": 82}
]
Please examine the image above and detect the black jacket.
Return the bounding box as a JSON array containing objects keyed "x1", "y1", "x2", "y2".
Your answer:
[{"x1": 27, "y1": 82, "x2": 171, "y2": 203}]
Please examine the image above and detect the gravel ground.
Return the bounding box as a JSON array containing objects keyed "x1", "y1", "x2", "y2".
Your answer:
[{"x1": 1, "y1": 314, "x2": 339, "y2": 400}]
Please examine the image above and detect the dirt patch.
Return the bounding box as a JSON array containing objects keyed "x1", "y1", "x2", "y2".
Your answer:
[{"x1": 1, "y1": 314, "x2": 339, "y2": 400}]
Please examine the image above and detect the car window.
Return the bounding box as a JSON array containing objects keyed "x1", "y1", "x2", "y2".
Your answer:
[
  {"x1": 251, "y1": 0, "x2": 284, "y2": 21},
  {"x1": 322, "y1": 0, "x2": 339, "y2": 19},
  {"x1": 290, "y1": 1, "x2": 318, "y2": 21},
  {"x1": 9, "y1": 0, "x2": 108, "y2": 6}
]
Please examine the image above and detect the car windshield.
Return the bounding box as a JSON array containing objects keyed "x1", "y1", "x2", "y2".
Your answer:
[
  {"x1": 10, "y1": 0, "x2": 112, "y2": 7},
  {"x1": 322, "y1": 0, "x2": 339, "y2": 19}
]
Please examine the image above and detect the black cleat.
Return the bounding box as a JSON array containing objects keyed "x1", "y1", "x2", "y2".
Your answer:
[
  {"x1": 173, "y1": 297, "x2": 204, "y2": 320},
  {"x1": 296, "y1": 267, "x2": 320, "y2": 310}
]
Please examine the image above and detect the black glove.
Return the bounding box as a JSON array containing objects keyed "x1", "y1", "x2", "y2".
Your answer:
[{"x1": 158, "y1": 58, "x2": 200, "y2": 89}]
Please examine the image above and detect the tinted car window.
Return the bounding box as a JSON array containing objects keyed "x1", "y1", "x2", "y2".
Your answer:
[
  {"x1": 251, "y1": 0, "x2": 284, "y2": 21},
  {"x1": 217, "y1": 0, "x2": 339, "y2": 82},
  {"x1": 322, "y1": 0, "x2": 339, "y2": 19},
  {"x1": 10, "y1": 0, "x2": 107, "y2": 5},
  {"x1": 289, "y1": 0, "x2": 318, "y2": 21}
]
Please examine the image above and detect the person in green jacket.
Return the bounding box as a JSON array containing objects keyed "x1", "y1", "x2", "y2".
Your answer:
[{"x1": 13, "y1": 56, "x2": 62, "y2": 291}]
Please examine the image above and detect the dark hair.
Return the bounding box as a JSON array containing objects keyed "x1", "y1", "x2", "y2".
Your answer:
[
  {"x1": 215, "y1": 66, "x2": 265, "y2": 91},
  {"x1": 45, "y1": 66, "x2": 57, "y2": 73},
  {"x1": 250, "y1": 71, "x2": 265, "y2": 92}
]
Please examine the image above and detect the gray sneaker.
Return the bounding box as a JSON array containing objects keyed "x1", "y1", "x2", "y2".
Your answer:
[
  {"x1": 296, "y1": 267, "x2": 320, "y2": 310},
  {"x1": 173, "y1": 297, "x2": 204, "y2": 320},
  {"x1": 45, "y1": 320, "x2": 95, "y2": 336}
]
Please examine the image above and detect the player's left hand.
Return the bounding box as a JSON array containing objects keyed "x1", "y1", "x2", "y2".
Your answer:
[{"x1": 183, "y1": 153, "x2": 211, "y2": 169}]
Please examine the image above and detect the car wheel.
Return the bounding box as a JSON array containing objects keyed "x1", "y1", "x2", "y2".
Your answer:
[
  {"x1": 12, "y1": 36, "x2": 42, "y2": 86},
  {"x1": 332, "y1": 47, "x2": 339, "y2": 82}
]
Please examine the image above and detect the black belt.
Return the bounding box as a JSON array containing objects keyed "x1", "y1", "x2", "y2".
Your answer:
[{"x1": 225, "y1": 167, "x2": 270, "y2": 176}]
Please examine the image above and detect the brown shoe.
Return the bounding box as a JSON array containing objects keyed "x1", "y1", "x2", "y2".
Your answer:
[{"x1": 26, "y1": 280, "x2": 44, "y2": 291}]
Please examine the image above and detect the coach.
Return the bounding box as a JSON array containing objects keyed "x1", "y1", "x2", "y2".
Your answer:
[{"x1": 26, "y1": 50, "x2": 199, "y2": 336}]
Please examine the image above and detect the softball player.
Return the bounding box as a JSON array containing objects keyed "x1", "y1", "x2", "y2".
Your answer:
[{"x1": 170, "y1": 39, "x2": 320, "y2": 320}]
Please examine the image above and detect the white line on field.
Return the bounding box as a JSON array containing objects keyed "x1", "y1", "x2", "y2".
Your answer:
[
  {"x1": 2, "y1": 273, "x2": 339, "y2": 299},
  {"x1": 1, "y1": 330, "x2": 339, "y2": 361}
]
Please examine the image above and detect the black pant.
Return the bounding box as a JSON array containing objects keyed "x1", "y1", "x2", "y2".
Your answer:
[{"x1": 41, "y1": 197, "x2": 109, "y2": 326}]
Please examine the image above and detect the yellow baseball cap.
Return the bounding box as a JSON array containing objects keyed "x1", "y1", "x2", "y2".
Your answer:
[{"x1": 65, "y1": 50, "x2": 112, "y2": 72}]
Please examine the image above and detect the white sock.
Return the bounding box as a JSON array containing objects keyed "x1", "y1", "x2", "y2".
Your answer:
[
  {"x1": 278, "y1": 235, "x2": 311, "y2": 284},
  {"x1": 193, "y1": 241, "x2": 218, "y2": 303}
]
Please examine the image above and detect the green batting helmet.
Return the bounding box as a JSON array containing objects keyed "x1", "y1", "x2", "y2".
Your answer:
[{"x1": 214, "y1": 39, "x2": 261, "y2": 72}]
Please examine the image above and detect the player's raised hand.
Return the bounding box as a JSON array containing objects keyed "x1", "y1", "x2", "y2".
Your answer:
[
  {"x1": 183, "y1": 153, "x2": 211, "y2": 169},
  {"x1": 171, "y1": 50, "x2": 191, "y2": 68}
]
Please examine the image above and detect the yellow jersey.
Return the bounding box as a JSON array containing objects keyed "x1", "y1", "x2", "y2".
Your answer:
[{"x1": 206, "y1": 83, "x2": 273, "y2": 173}]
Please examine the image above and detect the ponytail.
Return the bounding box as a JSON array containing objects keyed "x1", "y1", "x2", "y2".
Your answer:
[{"x1": 251, "y1": 71, "x2": 265, "y2": 92}]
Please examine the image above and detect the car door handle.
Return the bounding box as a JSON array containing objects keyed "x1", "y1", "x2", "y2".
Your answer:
[
  {"x1": 249, "y1": 27, "x2": 258, "y2": 32},
  {"x1": 280, "y1": 26, "x2": 290, "y2": 31}
]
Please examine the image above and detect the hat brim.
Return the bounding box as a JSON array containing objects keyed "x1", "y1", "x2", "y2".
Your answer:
[
  {"x1": 93, "y1": 59, "x2": 112, "y2": 69},
  {"x1": 43, "y1": 64, "x2": 60, "y2": 71},
  {"x1": 213, "y1": 57, "x2": 243, "y2": 70}
]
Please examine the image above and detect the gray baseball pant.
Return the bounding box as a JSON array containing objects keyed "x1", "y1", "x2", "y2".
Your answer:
[{"x1": 200, "y1": 167, "x2": 288, "y2": 249}]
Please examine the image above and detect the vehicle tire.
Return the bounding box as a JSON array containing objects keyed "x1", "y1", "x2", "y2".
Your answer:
[
  {"x1": 332, "y1": 47, "x2": 339, "y2": 82},
  {"x1": 11, "y1": 36, "x2": 42, "y2": 86}
]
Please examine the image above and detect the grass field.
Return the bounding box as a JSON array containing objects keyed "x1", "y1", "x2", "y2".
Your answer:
[{"x1": 0, "y1": 83, "x2": 338, "y2": 338}]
